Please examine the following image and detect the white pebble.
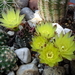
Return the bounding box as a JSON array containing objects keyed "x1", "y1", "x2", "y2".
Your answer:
[
  {"x1": 15, "y1": 48, "x2": 31, "y2": 63},
  {"x1": 7, "y1": 31, "x2": 14, "y2": 36}
]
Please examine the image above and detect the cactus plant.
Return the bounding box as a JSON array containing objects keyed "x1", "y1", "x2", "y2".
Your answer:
[
  {"x1": 0, "y1": 30, "x2": 9, "y2": 46},
  {"x1": 39, "y1": 43, "x2": 62, "y2": 67},
  {"x1": 31, "y1": 23, "x2": 75, "y2": 67},
  {"x1": 0, "y1": 7, "x2": 25, "y2": 29},
  {"x1": 0, "y1": 0, "x2": 14, "y2": 17},
  {"x1": 36, "y1": 22, "x2": 56, "y2": 39},
  {"x1": 38, "y1": 0, "x2": 69, "y2": 23},
  {"x1": 54, "y1": 32, "x2": 75, "y2": 60},
  {"x1": 0, "y1": 46, "x2": 17, "y2": 73},
  {"x1": 31, "y1": 36, "x2": 48, "y2": 52}
]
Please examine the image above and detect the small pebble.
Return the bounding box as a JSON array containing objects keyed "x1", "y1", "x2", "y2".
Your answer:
[{"x1": 7, "y1": 31, "x2": 15, "y2": 36}]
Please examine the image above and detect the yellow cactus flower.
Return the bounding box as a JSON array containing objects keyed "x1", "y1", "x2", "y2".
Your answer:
[
  {"x1": 31, "y1": 36, "x2": 48, "y2": 52},
  {"x1": 54, "y1": 32, "x2": 75, "y2": 60},
  {"x1": 36, "y1": 22, "x2": 56, "y2": 39},
  {"x1": 39, "y1": 43, "x2": 62, "y2": 67},
  {"x1": 0, "y1": 8, "x2": 25, "y2": 29}
]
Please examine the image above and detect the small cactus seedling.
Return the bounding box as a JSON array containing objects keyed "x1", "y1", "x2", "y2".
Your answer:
[{"x1": 0, "y1": 46, "x2": 17, "y2": 73}]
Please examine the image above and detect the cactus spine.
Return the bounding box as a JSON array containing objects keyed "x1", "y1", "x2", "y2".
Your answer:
[{"x1": 38, "y1": 0, "x2": 69, "y2": 23}]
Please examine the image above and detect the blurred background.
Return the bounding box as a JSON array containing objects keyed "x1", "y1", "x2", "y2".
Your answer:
[{"x1": 70, "y1": 0, "x2": 75, "y2": 3}]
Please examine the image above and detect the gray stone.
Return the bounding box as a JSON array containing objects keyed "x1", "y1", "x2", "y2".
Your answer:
[
  {"x1": 42, "y1": 66, "x2": 65, "y2": 75},
  {"x1": 7, "y1": 71, "x2": 15, "y2": 75},
  {"x1": 15, "y1": 48, "x2": 31, "y2": 63},
  {"x1": 13, "y1": 0, "x2": 29, "y2": 8},
  {"x1": 20, "y1": 7, "x2": 34, "y2": 20},
  {"x1": 16, "y1": 64, "x2": 39, "y2": 75}
]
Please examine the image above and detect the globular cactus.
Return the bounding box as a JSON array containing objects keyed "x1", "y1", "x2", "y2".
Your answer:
[
  {"x1": 0, "y1": 46, "x2": 17, "y2": 73},
  {"x1": 38, "y1": 0, "x2": 69, "y2": 23},
  {"x1": 0, "y1": 30, "x2": 9, "y2": 46}
]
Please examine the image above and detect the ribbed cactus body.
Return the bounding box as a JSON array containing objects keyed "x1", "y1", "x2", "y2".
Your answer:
[
  {"x1": 0, "y1": 46, "x2": 17, "y2": 73},
  {"x1": 38, "y1": 0, "x2": 69, "y2": 23}
]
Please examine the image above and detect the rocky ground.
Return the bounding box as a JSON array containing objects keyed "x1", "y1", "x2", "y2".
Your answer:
[{"x1": 0, "y1": 0, "x2": 75, "y2": 75}]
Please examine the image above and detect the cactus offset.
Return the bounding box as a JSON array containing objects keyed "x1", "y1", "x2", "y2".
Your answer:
[
  {"x1": 0, "y1": 46, "x2": 17, "y2": 73},
  {"x1": 38, "y1": 0, "x2": 69, "y2": 23}
]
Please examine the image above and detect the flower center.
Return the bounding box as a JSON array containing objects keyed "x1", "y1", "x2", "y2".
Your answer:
[
  {"x1": 47, "y1": 52, "x2": 53, "y2": 58},
  {"x1": 61, "y1": 46, "x2": 65, "y2": 50},
  {"x1": 61, "y1": 46, "x2": 64, "y2": 49}
]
